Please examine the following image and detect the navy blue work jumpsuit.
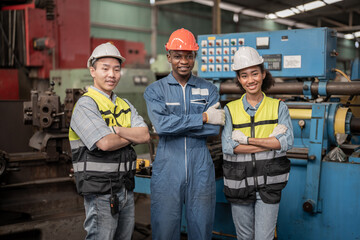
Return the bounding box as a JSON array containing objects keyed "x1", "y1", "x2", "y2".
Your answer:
[{"x1": 144, "y1": 73, "x2": 220, "y2": 240}]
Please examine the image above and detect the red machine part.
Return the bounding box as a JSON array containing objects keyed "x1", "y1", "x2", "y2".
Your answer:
[
  {"x1": 1, "y1": 0, "x2": 145, "y2": 82},
  {"x1": 55, "y1": 0, "x2": 90, "y2": 69},
  {"x1": 0, "y1": 69, "x2": 19, "y2": 100},
  {"x1": 2, "y1": 0, "x2": 90, "y2": 77}
]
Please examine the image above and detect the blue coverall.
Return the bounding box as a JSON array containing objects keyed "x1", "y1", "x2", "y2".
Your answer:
[{"x1": 144, "y1": 72, "x2": 220, "y2": 240}]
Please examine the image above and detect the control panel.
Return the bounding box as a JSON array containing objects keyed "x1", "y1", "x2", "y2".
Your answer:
[{"x1": 197, "y1": 27, "x2": 337, "y2": 80}]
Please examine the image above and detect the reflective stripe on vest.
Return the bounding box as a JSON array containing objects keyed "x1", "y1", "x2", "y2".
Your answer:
[
  {"x1": 224, "y1": 173, "x2": 289, "y2": 189},
  {"x1": 73, "y1": 161, "x2": 136, "y2": 173},
  {"x1": 223, "y1": 151, "x2": 286, "y2": 162}
]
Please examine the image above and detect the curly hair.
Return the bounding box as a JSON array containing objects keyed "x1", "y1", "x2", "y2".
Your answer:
[{"x1": 235, "y1": 63, "x2": 275, "y2": 92}]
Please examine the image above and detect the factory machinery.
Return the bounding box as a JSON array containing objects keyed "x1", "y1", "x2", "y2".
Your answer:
[
  {"x1": 1, "y1": 1, "x2": 360, "y2": 239},
  {"x1": 195, "y1": 27, "x2": 360, "y2": 239}
]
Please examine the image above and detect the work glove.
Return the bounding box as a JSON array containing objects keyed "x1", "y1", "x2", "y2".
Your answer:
[
  {"x1": 269, "y1": 124, "x2": 288, "y2": 137},
  {"x1": 205, "y1": 102, "x2": 225, "y2": 125},
  {"x1": 232, "y1": 130, "x2": 248, "y2": 144}
]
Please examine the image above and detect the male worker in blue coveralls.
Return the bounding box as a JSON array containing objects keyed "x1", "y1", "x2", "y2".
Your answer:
[{"x1": 144, "y1": 28, "x2": 225, "y2": 240}]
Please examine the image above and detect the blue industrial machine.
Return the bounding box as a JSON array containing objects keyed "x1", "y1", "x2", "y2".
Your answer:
[{"x1": 195, "y1": 27, "x2": 360, "y2": 239}]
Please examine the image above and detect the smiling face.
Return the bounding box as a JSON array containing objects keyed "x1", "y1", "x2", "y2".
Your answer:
[
  {"x1": 167, "y1": 50, "x2": 195, "y2": 81},
  {"x1": 90, "y1": 57, "x2": 121, "y2": 96},
  {"x1": 237, "y1": 65, "x2": 266, "y2": 96}
]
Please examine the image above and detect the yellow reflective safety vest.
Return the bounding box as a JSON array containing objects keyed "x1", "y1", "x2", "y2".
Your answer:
[
  {"x1": 69, "y1": 88, "x2": 136, "y2": 195},
  {"x1": 223, "y1": 93, "x2": 290, "y2": 204}
]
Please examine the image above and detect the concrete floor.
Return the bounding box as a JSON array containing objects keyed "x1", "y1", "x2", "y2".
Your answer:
[
  {"x1": 132, "y1": 193, "x2": 188, "y2": 240},
  {"x1": 133, "y1": 193, "x2": 152, "y2": 240}
]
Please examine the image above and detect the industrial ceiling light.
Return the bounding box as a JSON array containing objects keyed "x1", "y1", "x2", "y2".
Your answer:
[
  {"x1": 266, "y1": 0, "x2": 343, "y2": 20},
  {"x1": 302, "y1": 1, "x2": 326, "y2": 11},
  {"x1": 323, "y1": 0, "x2": 343, "y2": 4},
  {"x1": 265, "y1": 13, "x2": 277, "y2": 19},
  {"x1": 290, "y1": 7, "x2": 300, "y2": 14},
  {"x1": 275, "y1": 9, "x2": 295, "y2": 18},
  {"x1": 233, "y1": 13, "x2": 239, "y2": 23},
  {"x1": 354, "y1": 31, "x2": 360, "y2": 38},
  {"x1": 344, "y1": 34, "x2": 355, "y2": 40}
]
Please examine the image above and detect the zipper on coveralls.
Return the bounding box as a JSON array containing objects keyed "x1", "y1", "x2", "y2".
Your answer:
[{"x1": 181, "y1": 84, "x2": 188, "y2": 183}]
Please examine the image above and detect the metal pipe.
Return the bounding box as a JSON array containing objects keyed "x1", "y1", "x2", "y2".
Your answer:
[
  {"x1": 350, "y1": 117, "x2": 360, "y2": 134},
  {"x1": 8, "y1": 152, "x2": 48, "y2": 162},
  {"x1": 151, "y1": 5, "x2": 158, "y2": 59},
  {"x1": 220, "y1": 82, "x2": 360, "y2": 95},
  {"x1": 212, "y1": 0, "x2": 221, "y2": 34},
  {"x1": 286, "y1": 148, "x2": 309, "y2": 160},
  {"x1": 0, "y1": 177, "x2": 73, "y2": 189},
  {"x1": 289, "y1": 158, "x2": 308, "y2": 166}
]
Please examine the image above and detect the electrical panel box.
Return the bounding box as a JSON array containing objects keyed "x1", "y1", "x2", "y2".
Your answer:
[{"x1": 197, "y1": 27, "x2": 337, "y2": 80}]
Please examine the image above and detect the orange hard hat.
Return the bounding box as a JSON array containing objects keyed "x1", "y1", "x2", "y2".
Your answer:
[{"x1": 165, "y1": 28, "x2": 199, "y2": 51}]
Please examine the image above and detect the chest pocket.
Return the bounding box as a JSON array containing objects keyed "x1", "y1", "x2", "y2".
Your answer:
[
  {"x1": 190, "y1": 97, "x2": 208, "y2": 114},
  {"x1": 190, "y1": 87, "x2": 209, "y2": 114}
]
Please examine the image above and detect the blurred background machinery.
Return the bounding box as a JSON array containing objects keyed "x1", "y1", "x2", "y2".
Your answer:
[{"x1": 1, "y1": 0, "x2": 360, "y2": 239}]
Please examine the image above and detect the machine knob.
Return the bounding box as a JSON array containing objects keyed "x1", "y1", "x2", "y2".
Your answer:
[
  {"x1": 303, "y1": 200, "x2": 315, "y2": 213},
  {"x1": 309, "y1": 155, "x2": 316, "y2": 161}
]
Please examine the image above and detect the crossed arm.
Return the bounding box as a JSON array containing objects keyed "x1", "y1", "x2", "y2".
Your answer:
[
  {"x1": 233, "y1": 137, "x2": 281, "y2": 154},
  {"x1": 96, "y1": 126, "x2": 150, "y2": 151}
]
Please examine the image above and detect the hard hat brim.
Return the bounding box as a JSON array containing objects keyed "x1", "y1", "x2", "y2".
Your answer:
[
  {"x1": 231, "y1": 58, "x2": 264, "y2": 71},
  {"x1": 87, "y1": 55, "x2": 126, "y2": 68}
]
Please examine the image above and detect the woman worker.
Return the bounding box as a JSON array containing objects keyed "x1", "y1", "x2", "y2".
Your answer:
[{"x1": 221, "y1": 46, "x2": 294, "y2": 240}]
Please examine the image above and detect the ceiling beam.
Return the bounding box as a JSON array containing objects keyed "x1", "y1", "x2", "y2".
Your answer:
[
  {"x1": 321, "y1": 17, "x2": 347, "y2": 27},
  {"x1": 333, "y1": 25, "x2": 360, "y2": 32},
  {"x1": 155, "y1": 0, "x2": 191, "y2": 5}
]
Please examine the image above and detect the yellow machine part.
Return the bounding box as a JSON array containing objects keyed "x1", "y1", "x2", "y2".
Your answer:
[
  {"x1": 289, "y1": 107, "x2": 349, "y2": 135},
  {"x1": 136, "y1": 158, "x2": 151, "y2": 171},
  {"x1": 334, "y1": 107, "x2": 349, "y2": 135},
  {"x1": 289, "y1": 109, "x2": 312, "y2": 119}
]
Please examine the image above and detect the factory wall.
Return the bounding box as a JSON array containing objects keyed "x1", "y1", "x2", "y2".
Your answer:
[
  {"x1": 89, "y1": 0, "x2": 358, "y2": 74},
  {"x1": 90, "y1": 0, "x2": 287, "y2": 56}
]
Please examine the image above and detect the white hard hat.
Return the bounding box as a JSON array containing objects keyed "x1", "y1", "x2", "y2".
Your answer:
[
  {"x1": 232, "y1": 46, "x2": 264, "y2": 71},
  {"x1": 87, "y1": 42, "x2": 126, "y2": 68}
]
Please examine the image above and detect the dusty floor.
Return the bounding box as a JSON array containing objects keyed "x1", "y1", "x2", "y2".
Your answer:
[{"x1": 133, "y1": 193, "x2": 152, "y2": 240}]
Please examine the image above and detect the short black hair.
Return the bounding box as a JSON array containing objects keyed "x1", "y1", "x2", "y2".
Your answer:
[
  {"x1": 235, "y1": 63, "x2": 274, "y2": 92},
  {"x1": 91, "y1": 57, "x2": 122, "y2": 69}
]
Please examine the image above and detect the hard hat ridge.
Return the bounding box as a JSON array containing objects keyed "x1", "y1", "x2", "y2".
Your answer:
[
  {"x1": 165, "y1": 28, "x2": 199, "y2": 51},
  {"x1": 87, "y1": 42, "x2": 126, "y2": 68}
]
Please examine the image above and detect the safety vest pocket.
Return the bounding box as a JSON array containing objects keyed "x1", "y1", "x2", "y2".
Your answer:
[
  {"x1": 223, "y1": 163, "x2": 249, "y2": 199},
  {"x1": 264, "y1": 157, "x2": 290, "y2": 192}
]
